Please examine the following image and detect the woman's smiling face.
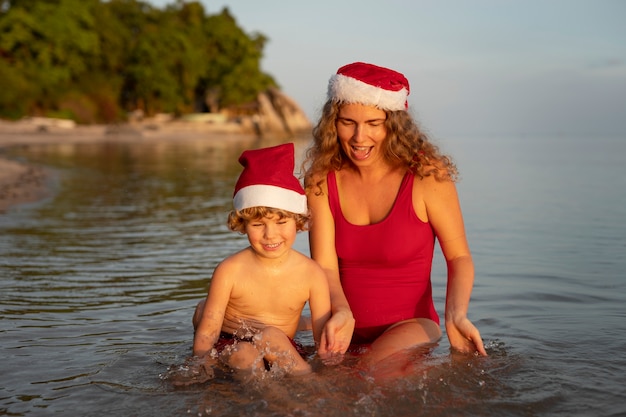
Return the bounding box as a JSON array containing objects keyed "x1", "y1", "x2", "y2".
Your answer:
[{"x1": 336, "y1": 103, "x2": 388, "y2": 167}]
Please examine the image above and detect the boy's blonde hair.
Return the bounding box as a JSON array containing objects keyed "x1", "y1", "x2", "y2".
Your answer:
[{"x1": 227, "y1": 206, "x2": 310, "y2": 234}]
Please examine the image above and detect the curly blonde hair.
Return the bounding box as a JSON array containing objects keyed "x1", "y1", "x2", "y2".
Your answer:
[
  {"x1": 302, "y1": 100, "x2": 458, "y2": 193},
  {"x1": 227, "y1": 206, "x2": 310, "y2": 234}
]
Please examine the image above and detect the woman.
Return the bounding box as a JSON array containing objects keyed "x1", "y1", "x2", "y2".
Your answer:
[{"x1": 303, "y1": 62, "x2": 487, "y2": 367}]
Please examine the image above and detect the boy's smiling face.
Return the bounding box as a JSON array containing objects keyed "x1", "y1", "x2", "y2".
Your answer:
[{"x1": 245, "y1": 213, "x2": 297, "y2": 260}]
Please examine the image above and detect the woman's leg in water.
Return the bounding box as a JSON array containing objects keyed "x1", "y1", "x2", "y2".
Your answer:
[{"x1": 363, "y1": 318, "x2": 441, "y2": 381}]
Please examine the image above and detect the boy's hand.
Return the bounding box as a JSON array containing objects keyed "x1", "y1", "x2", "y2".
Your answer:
[{"x1": 164, "y1": 356, "x2": 216, "y2": 387}]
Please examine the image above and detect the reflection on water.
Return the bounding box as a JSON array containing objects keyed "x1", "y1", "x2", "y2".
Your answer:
[{"x1": 1, "y1": 134, "x2": 625, "y2": 416}]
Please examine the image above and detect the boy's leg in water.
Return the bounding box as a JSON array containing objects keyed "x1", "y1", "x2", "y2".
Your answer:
[
  {"x1": 221, "y1": 341, "x2": 266, "y2": 375},
  {"x1": 255, "y1": 326, "x2": 312, "y2": 376}
]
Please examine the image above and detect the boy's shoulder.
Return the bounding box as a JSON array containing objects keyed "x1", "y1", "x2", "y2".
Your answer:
[
  {"x1": 289, "y1": 249, "x2": 326, "y2": 277},
  {"x1": 289, "y1": 248, "x2": 316, "y2": 264},
  {"x1": 215, "y1": 247, "x2": 253, "y2": 271}
]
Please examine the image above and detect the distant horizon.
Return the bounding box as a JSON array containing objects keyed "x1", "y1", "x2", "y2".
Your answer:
[{"x1": 152, "y1": 1, "x2": 625, "y2": 136}]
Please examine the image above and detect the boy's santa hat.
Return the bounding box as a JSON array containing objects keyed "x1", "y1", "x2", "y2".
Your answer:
[
  {"x1": 233, "y1": 143, "x2": 307, "y2": 215},
  {"x1": 328, "y1": 62, "x2": 410, "y2": 111}
]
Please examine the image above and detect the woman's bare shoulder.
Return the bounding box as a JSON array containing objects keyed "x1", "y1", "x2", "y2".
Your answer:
[
  {"x1": 412, "y1": 168, "x2": 458, "y2": 221},
  {"x1": 413, "y1": 166, "x2": 456, "y2": 188},
  {"x1": 306, "y1": 169, "x2": 329, "y2": 187}
]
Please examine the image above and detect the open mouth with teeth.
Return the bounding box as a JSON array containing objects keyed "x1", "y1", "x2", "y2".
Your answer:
[
  {"x1": 263, "y1": 242, "x2": 282, "y2": 250},
  {"x1": 351, "y1": 145, "x2": 373, "y2": 160}
]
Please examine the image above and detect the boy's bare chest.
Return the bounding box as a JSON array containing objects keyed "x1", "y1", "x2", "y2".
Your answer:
[{"x1": 230, "y1": 276, "x2": 307, "y2": 312}]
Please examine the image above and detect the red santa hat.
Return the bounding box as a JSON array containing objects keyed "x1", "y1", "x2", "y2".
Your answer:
[
  {"x1": 233, "y1": 143, "x2": 307, "y2": 215},
  {"x1": 328, "y1": 62, "x2": 410, "y2": 111}
]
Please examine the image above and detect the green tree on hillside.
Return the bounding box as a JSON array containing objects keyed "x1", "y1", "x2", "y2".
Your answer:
[
  {"x1": 0, "y1": 0, "x2": 276, "y2": 123},
  {"x1": 0, "y1": 0, "x2": 100, "y2": 118},
  {"x1": 199, "y1": 8, "x2": 273, "y2": 110}
]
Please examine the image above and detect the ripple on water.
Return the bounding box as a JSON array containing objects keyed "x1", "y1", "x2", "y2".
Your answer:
[{"x1": 2, "y1": 138, "x2": 626, "y2": 416}]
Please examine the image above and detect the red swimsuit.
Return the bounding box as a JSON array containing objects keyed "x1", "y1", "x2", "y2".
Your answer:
[{"x1": 327, "y1": 170, "x2": 439, "y2": 344}]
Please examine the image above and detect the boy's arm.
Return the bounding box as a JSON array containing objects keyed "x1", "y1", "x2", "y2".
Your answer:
[
  {"x1": 193, "y1": 266, "x2": 232, "y2": 357},
  {"x1": 307, "y1": 267, "x2": 332, "y2": 347}
]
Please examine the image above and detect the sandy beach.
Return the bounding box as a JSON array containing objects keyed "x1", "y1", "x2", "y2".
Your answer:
[{"x1": 0, "y1": 119, "x2": 259, "y2": 214}]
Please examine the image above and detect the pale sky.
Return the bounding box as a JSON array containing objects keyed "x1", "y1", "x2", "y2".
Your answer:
[{"x1": 146, "y1": 0, "x2": 626, "y2": 136}]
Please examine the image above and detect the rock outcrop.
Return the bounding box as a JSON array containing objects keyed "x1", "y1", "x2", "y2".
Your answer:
[
  {"x1": 238, "y1": 88, "x2": 312, "y2": 137},
  {"x1": 127, "y1": 88, "x2": 312, "y2": 138}
]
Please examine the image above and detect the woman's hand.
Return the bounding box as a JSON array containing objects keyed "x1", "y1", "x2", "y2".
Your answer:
[
  {"x1": 445, "y1": 316, "x2": 487, "y2": 356},
  {"x1": 317, "y1": 309, "x2": 355, "y2": 360}
]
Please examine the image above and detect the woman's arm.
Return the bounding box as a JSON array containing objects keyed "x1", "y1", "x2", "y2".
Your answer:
[
  {"x1": 307, "y1": 266, "x2": 332, "y2": 348},
  {"x1": 444, "y1": 255, "x2": 486, "y2": 355},
  {"x1": 423, "y1": 177, "x2": 487, "y2": 356},
  {"x1": 307, "y1": 179, "x2": 355, "y2": 356}
]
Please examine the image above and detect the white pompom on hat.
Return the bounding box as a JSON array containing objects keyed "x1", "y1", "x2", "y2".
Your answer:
[
  {"x1": 233, "y1": 143, "x2": 307, "y2": 215},
  {"x1": 328, "y1": 62, "x2": 410, "y2": 111}
]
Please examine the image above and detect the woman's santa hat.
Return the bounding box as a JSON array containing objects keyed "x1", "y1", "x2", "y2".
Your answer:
[
  {"x1": 328, "y1": 62, "x2": 410, "y2": 111},
  {"x1": 233, "y1": 143, "x2": 307, "y2": 215}
]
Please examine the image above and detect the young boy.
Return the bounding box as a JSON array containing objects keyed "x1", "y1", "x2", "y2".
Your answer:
[{"x1": 192, "y1": 143, "x2": 331, "y2": 377}]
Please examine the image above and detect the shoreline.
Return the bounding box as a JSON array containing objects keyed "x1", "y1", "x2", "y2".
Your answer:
[{"x1": 0, "y1": 120, "x2": 272, "y2": 214}]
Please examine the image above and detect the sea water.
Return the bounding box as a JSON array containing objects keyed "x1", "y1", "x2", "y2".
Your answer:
[{"x1": 0, "y1": 133, "x2": 624, "y2": 416}]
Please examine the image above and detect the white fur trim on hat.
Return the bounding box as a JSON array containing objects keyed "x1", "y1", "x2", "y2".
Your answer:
[
  {"x1": 329, "y1": 73, "x2": 408, "y2": 111},
  {"x1": 234, "y1": 184, "x2": 308, "y2": 215}
]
